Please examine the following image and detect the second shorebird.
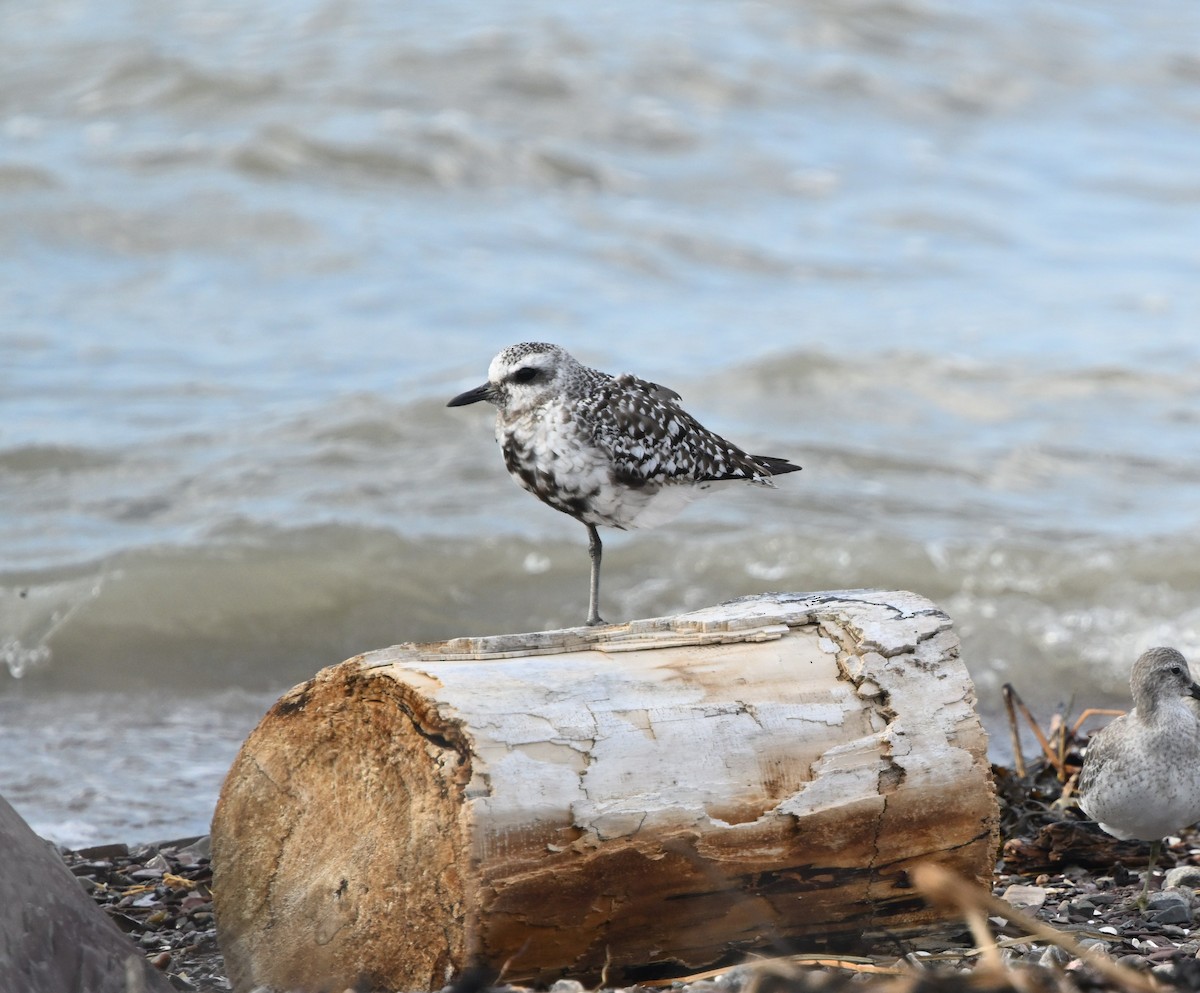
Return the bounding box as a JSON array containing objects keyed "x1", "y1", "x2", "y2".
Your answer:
[
  {"x1": 1076, "y1": 646, "x2": 1200, "y2": 909},
  {"x1": 448, "y1": 342, "x2": 800, "y2": 626}
]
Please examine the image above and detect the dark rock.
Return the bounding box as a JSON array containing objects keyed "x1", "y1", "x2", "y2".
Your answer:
[
  {"x1": 1147, "y1": 897, "x2": 1191, "y2": 925},
  {"x1": 74, "y1": 842, "x2": 129, "y2": 860},
  {"x1": 131, "y1": 868, "x2": 165, "y2": 881},
  {"x1": 1147, "y1": 901, "x2": 1185, "y2": 925},
  {"x1": 1037, "y1": 944, "x2": 1071, "y2": 969},
  {"x1": 0, "y1": 793, "x2": 173, "y2": 993},
  {"x1": 144, "y1": 853, "x2": 171, "y2": 872},
  {"x1": 69, "y1": 861, "x2": 112, "y2": 878},
  {"x1": 174, "y1": 835, "x2": 212, "y2": 864},
  {"x1": 1147, "y1": 945, "x2": 1182, "y2": 962},
  {"x1": 108, "y1": 912, "x2": 142, "y2": 933},
  {"x1": 58, "y1": 825, "x2": 225, "y2": 990}
]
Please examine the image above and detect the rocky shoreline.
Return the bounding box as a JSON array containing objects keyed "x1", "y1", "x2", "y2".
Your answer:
[
  {"x1": 59, "y1": 757, "x2": 1200, "y2": 993},
  {"x1": 61, "y1": 835, "x2": 227, "y2": 992}
]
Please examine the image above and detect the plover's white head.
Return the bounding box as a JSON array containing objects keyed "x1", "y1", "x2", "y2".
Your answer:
[{"x1": 448, "y1": 342, "x2": 583, "y2": 415}]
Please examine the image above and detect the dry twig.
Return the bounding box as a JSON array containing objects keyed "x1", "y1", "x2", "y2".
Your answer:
[{"x1": 911, "y1": 862, "x2": 1161, "y2": 993}]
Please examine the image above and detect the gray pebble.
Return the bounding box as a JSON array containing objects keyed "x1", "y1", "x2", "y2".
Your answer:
[
  {"x1": 713, "y1": 966, "x2": 753, "y2": 989},
  {"x1": 175, "y1": 835, "x2": 212, "y2": 863},
  {"x1": 1148, "y1": 889, "x2": 1190, "y2": 909},
  {"x1": 1038, "y1": 945, "x2": 1071, "y2": 969},
  {"x1": 1164, "y1": 865, "x2": 1200, "y2": 891},
  {"x1": 130, "y1": 868, "x2": 164, "y2": 881},
  {"x1": 1165, "y1": 884, "x2": 1200, "y2": 909},
  {"x1": 144, "y1": 853, "x2": 171, "y2": 872},
  {"x1": 671, "y1": 983, "x2": 721, "y2": 993},
  {"x1": 1147, "y1": 890, "x2": 1191, "y2": 925}
]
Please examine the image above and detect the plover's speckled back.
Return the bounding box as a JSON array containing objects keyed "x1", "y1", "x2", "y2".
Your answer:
[
  {"x1": 1077, "y1": 646, "x2": 1200, "y2": 908},
  {"x1": 448, "y1": 342, "x2": 800, "y2": 626}
]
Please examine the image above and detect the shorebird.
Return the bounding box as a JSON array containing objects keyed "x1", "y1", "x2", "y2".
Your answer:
[
  {"x1": 447, "y1": 342, "x2": 800, "y2": 626},
  {"x1": 1076, "y1": 646, "x2": 1200, "y2": 908}
]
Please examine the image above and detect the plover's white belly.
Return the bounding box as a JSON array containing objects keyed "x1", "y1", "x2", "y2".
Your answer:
[{"x1": 586, "y1": 476, "x2": 710, "y2": 530}]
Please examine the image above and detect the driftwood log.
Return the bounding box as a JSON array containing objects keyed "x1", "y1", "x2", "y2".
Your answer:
[{"x1": 212, "y1": 590, "x2": 998, "y2": 993}]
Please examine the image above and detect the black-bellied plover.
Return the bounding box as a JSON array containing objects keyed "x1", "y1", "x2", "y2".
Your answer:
[
  {"x1": 448, "y1": 342, "x2": 800, "y2": 626},
  {"x1": 1076, "y1": 646, "x2": 1200, "y2": 908}
]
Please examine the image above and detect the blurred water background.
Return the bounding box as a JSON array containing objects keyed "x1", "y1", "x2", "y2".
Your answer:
[{"x1": 3, "y1": 0, "x2": 1200, "y2": 847}]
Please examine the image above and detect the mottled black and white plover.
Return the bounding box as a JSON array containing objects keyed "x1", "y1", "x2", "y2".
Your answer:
[
  {"x1": 448, "y1": 342, "x2": 800, "y2": 626},
  {"x1": 1077, "y1": 646, "x2": 1200, "y2": 908}
]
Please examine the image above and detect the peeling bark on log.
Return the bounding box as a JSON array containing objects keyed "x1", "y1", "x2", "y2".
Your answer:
[{"x1": 212, "y1": 590, "x2": 998, "y2": 993}]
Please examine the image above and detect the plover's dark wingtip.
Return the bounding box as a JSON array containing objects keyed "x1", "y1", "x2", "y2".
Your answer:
[{"x1": 753, "y1": 455, "x2": 802, "y2": 476}]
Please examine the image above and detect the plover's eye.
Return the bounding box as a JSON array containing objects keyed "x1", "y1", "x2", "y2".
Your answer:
[
  {"x1": 1172, "y1": 665, "x2": 1183, "y2": 675},
  {"x1": 511, "y1": 367, "x2": 540, "y2": 384}
]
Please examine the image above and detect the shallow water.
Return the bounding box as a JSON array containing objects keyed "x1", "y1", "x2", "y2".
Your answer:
[{"x1": 4, "y1": 0, "x2": 1200, "y2": 847}]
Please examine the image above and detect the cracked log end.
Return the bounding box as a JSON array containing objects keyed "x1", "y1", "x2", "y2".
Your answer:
[
  {"x1": 211, "y1": 671, "x2": 471, "y2": 993},
  {"x1": 212, "y1": 590, "x2": 998, "y2": 993}
]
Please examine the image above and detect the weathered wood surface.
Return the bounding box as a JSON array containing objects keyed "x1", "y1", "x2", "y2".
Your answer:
[
  {"x1": 212, "y1": 590, "x2": 998, "y2": 993},
  {"x1": 0, "y1": 793, "x2": 174, "y2": 993}
]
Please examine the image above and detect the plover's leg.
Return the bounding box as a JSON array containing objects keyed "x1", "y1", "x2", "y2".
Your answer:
[{"x1": 585, "y1": 523, "x2": 605, "y2": 626}]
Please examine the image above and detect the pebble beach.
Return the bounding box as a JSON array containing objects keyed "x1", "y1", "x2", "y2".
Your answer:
[{"x1": 59, "y1": 749, "x2": 1200, "y2": 993}]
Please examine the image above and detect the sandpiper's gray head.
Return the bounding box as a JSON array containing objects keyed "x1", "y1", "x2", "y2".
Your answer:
[
  {"x1": 1130, "y1": 646, "x2": 1200, "y2": 709},
  {"x1": 447, "y1": 342, "x2": 581, "y2": 414}
]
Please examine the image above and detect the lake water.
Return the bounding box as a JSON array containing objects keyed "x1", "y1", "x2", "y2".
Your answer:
[{"x1": 4, "y1": 0, "x2": 1200, "y2": 847}]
